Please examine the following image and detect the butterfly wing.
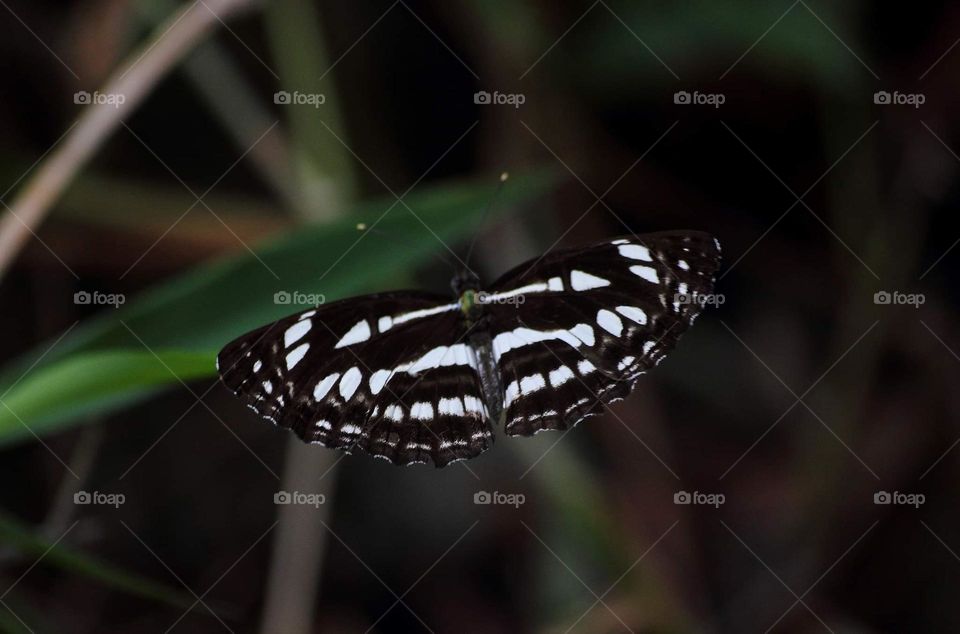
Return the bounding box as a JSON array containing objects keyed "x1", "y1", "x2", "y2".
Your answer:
[
  {"x1": 217, "y1": 292, "x2": 493, "y2": 467},
  {"x1": 483, "y1": 231, "x2": 721, "y2": 436}
]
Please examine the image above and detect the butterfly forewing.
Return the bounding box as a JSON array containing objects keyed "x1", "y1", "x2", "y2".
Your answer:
[
  {"x1": 217, "y1": 292, "x2": 494, "y2": 466},
  {"x1": 483, "y1": 231, "x2": 721, "y2": 436}
]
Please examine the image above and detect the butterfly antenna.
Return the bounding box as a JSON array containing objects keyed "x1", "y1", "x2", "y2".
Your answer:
[
  {"x1": 355, "y1": 223, "x2": 457, "y2": 270},
  {"x1": 463, "y1": 171, "x2": 509, "y2": 269}
]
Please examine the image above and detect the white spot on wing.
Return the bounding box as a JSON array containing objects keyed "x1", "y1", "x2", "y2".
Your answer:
[
  {"x1": 570, "y1": 323, "x2": 595, "y2": 346},
  {"x1": 438, "y1": 397, "x2": 465, "y2": 416},
  {"x1": 618, "y1": 244, "x2": 652, "y2": 261},
  {"x1": 313, "y1": 372, "x2": 340, "y2": 401},
  {"x1": 378, "y1": 316, "x2": 393, "y2": 332},
  {"x1": 263, "y1": 380, "x2": 273, "y2": 394},
  {"x1": 407, "y1": 346, "x2": 447, "y2": 374},
  {"x1": 677, "y1": 259, "x2": 690, "y2": 271},
  {"x1": 385, "y1": 404, "x2": 404, "y2": 422},
  {"x1": 493, "y1": 332, "x2": 524, "y2": 360},
  {"x1": 618, "y1": 355, "x2": 636, "y2": 371},
  {"x1": 549, "y1": 365, "x2": 574, "y2": 386},
  {"x1": 341, "y1": 423, "x2": 362, "y2": 435},
  {"x1": 463, "y1": 395, "x2": 484, "y2": 416},
  {"x1": 520, "y1": 374, "x2": 546, "y2": 393},
  {"x1": 285, "y1": 342, "x2": 309, "y2": 370},
  {"x1": 570, "y1": 270, "x2": 611, "y2": 291},
  {"x1": 284, "y1": 320, "x2": 311, "y2": 348},
  {"x1": 338, "y1": 367, "x2": 362, "y2": 400},
  {"x1": 504, "y1": 380, "x2": 520, "y2": 406},
  {"x1": 485, "y1": 282, "x2": 547, "y2": 302},
  {"x1": 393, "y1": 303, "x2": 459, "y2": 326},
  {"x1": 492, "y1": 327, "x2": 584, "y2": 360},
  {"x1": 369, "y1": 369, "x2": 392, "y2": 395},
  {"x1": 616, "y1": 305, "x2": 648, "y2": 325},
  {"x1": 596, "y1": 309, "x2": 623, "y2": 337},
  {"x1": 547, "y1": 276, "x2": 564, "y2": 291},
  {"x1": 411, "y1": 401, "x2": 434, "y2": 420},
  {"x1": 578, "y1": 359, "x2": 596, "y2": 375},
  {"x1": 335, "y1": 320, "x2": 371, "y2": 349},
  {"x1": 252, "y1": 360, "x2": 262, "y2": 373},
  {"x1": 630, "y1": 265, "x2": 659, "y2": 284}
]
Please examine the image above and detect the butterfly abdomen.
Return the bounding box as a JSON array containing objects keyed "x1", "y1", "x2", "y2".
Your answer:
[{"x1": 469, "y1": 330, "x2": 504, "y2": 427}]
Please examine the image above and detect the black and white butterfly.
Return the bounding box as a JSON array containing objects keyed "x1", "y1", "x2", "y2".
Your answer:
[{"x1": 217, "y1": 232, "x2": 721, "y2": 467}]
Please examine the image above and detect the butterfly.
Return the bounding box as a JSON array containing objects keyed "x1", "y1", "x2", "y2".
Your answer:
[{"x1": 217, "y1": 232, "x2": 721, "y2": 467}]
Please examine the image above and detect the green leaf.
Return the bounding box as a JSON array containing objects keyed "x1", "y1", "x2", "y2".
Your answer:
[
  {"x1": 0, "y1": 171, "x2": 558, "y2": 444},
  {"x1": 0, "y1": 349, "x2": 212, "y2": 446},
  {"x1": 573, "y1": 1, "x2": 870, "y2": 96}
]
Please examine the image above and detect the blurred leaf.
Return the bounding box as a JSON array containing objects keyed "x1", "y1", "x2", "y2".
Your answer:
[
  {"x1": 0, "y1": 350, "x2": 211, "y2": 446},
  {"x1": 266, "y1": 0, "x2": 357, "y2": 218},
  {"x1": 0, "y1": 171, "x2": 558, "y2": 443},
  {"x1": 573, "y1": 0, "x2": 871, "y2": 95},
  {"x1": 0, "y1": 511, "x2": 200, "y2": 612}
]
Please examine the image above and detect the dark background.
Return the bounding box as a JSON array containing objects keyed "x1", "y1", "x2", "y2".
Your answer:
[{"x1": 1, "y1": 1, "x2": 959, "y2": 632}]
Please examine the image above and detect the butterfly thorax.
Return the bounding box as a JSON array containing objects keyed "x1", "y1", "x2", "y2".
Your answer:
[
  {"x1": 458, "y1": 288, "x2": 483, "y2": 322},
  {"x1": 452, "y1": 270, "x2": 484, "y2": 323}
]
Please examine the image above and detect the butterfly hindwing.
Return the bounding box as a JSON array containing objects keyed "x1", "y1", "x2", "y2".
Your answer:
[
  {"x1": 483, "y1": 231, "x2": 721, "y2": 436},
  {"x1": 217, "y1": 292, "x2": 493, "y2": 466}
]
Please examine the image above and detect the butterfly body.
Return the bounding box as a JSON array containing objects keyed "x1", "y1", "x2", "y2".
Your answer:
[{"x1": 217, "y1": 232, "x2": 721, "y2": 467}]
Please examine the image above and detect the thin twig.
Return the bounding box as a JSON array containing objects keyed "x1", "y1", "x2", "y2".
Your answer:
[{"x1": 0, "y1": 0, "x2": 259, "y2": 282}]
